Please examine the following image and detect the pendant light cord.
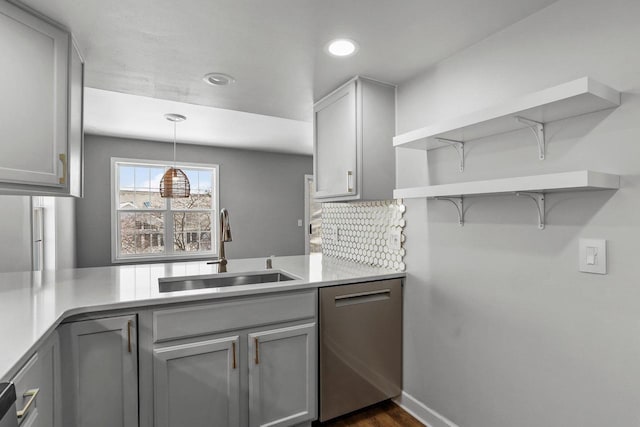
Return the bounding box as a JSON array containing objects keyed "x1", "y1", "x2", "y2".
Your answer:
[{"x1": 173, "y1": 121, "x2": 177, "y2": 168}]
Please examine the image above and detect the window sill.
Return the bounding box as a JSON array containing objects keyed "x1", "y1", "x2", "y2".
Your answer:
[{"x1": 112, "y1": 252, "x2": 217, "y2": 265}]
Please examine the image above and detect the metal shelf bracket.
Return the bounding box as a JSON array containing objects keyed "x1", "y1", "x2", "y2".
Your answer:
[
  {"x1": 435, "y1": 196, "x2": 464, "y2": 226},
  {"x1": 436, "y1": 138, "x2": 465, "y2": 172},
  {"x1": 516, "y1": 192, "x2": 545, "y2": 229},
  {"x1": 515, "y1": 116, "x2": 545, "y2": 160}
]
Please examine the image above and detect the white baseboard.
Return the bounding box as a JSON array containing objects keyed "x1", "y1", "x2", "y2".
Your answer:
[{"x1": 393, "y1": 391, "x2": 459, "y2": 427}]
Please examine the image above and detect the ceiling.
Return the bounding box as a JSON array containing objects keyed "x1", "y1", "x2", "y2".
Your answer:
[{"x1": 20, "y1": 0, "x2": 557, "y2": 153}]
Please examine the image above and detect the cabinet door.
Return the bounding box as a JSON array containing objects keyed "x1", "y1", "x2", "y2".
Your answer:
[
  {"x1": 248, "y1": 323, "x2": 317, "y2": 427},
  {"x1": 314, "y1": 80, "x2": 357, "y2": 199},
  {"x1": 61, "y1": 315, "x2": 138, "y2": 427},
  {"x1": 153, "y1": 336, "x2": 240, "y2": 427},
  {"x1": 0, "y1": 1, "x2": 69, "y2": 187}
]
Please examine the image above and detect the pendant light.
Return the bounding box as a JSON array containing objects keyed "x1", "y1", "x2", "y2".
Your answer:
[{"x1": 160, "y1": 113, "x2": 190, "y2": 198}]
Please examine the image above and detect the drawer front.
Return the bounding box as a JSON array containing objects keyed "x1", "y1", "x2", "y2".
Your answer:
[
  {"x1": 153, "y1": 290, "x2": 317, "y2": 342},
  {"x1": 11, "y1": 355, "x2": 48, "y2": 427},
  {"x1": 13, "y1": 354, "x2": 40, "y2": 427},
  {"x1": 11, "y1": 333, "x2": 58, "y2": 427}
]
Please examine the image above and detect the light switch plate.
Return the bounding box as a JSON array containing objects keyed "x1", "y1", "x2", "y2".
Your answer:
[{"x1": 579, "y1": 238, "x2": 607, "y2": 274}]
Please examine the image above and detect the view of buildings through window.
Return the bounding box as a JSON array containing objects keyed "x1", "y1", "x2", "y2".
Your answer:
[{"x1": 113, "y1": 160, "x2": 218, "y2": 260}]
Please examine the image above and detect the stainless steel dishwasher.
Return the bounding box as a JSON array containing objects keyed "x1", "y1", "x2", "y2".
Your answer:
[{"x1": 319, "y1": 279, "x2": 402, "y2": 422}]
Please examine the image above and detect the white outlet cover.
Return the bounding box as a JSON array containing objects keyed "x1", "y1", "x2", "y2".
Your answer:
[
  {"x1": 579, "y1": 238, "x2": 607, "y2": 274},
  {"x1": 388, "y1": 228, "x2": 402, "y2": 251}
]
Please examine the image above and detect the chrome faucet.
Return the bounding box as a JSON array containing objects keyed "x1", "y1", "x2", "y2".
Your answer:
[{"x1": 207, "y1": 208, "x2": 232, "y2": 272}]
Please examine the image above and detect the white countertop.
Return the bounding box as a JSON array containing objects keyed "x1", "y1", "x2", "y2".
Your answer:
[{"x1": 0, "y1": 254, "x2": 404, "y2": 382}]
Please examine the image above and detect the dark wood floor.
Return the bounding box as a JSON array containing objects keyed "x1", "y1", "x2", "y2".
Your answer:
[{"x1": 316, "y1": 401, "x2": 424, "y2": 426}]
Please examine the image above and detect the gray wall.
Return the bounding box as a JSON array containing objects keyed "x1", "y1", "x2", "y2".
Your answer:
[
  {"x1": 76, "y1": 135, "x2": 312, "y2": 267},
  {"x1": 396, "y1": 0, "x2": 640, "y2": 426}
]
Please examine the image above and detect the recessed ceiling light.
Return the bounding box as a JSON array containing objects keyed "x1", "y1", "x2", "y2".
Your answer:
[
  {"x1": 326, "y1": 39, "x2": 359, "y2": 57},
  {"x1": 203, "y1": 72, "x2": 236, "y2": 86}
]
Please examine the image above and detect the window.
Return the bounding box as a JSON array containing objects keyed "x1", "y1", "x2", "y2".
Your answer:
[{"x1": 111, "y1": 158, "x2": 219, "y2": 262}]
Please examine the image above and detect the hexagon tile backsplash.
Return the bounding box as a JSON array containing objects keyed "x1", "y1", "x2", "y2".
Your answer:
[{"x1": 321, "y1": 200, "x2": 406, "y2": 271}]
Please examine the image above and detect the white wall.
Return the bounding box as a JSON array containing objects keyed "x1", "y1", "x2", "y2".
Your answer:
[
  {"x1": 0, "y1": 195, "x2": 76, "y2": 273},
  {"x1": 52, "y1": 197, "x2": 76, "y2": 270},
  {"x1": 396, "y1": 1, "x2": 640, "y2": 426},
  {"x1": 0, "y1": 196, "x2": 32, "y2": 272}
]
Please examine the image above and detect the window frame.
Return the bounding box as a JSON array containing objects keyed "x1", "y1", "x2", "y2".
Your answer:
[{"x1": 110, "y1": 157, "x2": 220, "y2": 263}]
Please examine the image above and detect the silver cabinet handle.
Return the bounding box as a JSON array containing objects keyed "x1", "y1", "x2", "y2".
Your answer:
[
  {"x1": 16, "y1": 388, "x2": 39, "y2": 419},
  {"x1": 347, "y1": 170, "x2": 353, "y2": 192}
]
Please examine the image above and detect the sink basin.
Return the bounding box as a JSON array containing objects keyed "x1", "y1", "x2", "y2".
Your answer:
[{"x1": 158, "y1": 270, "x2": 298, "y2": 293}]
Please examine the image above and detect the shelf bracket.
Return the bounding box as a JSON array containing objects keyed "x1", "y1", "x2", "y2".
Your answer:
[
  {"x1": 436, "y1": 138, "x2": 465, "y2": 172},
  {"x1": 435, "y1": 197, "x2": 464, "y2": 226},
  {"x1": 515, "y1": 116, "x2": 545, "y2": 160},
  {"x1": 516, "y1": 192, "x2": 545, "y2": 230}
]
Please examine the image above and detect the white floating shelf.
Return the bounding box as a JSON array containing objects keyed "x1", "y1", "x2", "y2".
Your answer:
[
  {"x1": 394, "y1": 77, "x2": 620, "y2": 151},
  {"x1": 395, "y1": 171, "x2": 619, "y2": 229},
  {"x1": 394, "y1": 171, "x2": 620, "y2": 199}
]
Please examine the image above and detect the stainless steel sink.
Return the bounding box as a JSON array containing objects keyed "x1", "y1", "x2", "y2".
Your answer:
[{"x1": 158, "y1": 270, "x2": 298, "y2": 293}]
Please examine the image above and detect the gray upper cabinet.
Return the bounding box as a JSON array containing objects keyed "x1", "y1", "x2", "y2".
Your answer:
[
  {"x1": 314, "y1": 81, "x2": 357, "y2": 200},
  {"x1": 248, "y1": 323, "x2": 317, "y2": 427},
  {"x1": 0, "y1": 1, "x2": 83, "y2": 196},
  {"x1": 60, "y1": 315, "x2": 139, "y2": 427},
  {"x1": 313, "y1": 77, "x2": 395, "y2": 202},
  {"x1": 153, "y1": 336, "x2": 241, "y2": 427}
]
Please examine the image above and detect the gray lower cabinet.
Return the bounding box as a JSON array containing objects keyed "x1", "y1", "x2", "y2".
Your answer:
[
  {"x1": 248, "y1": 323, "x2": 316, "y2": 427},
  {"x1": 150, "y1": 290, "x2": 318, "y2": 427},
  {"x1": 153, "y1": 336, "x2": 241, "y2": 427},
  {"x1": 60, "y1": 315, "x2": 139, "y2": 427},
  {"x1": 50, "y1": 291, "x2": 317, "y2": 427},
  {"x1": 11, "y1": 331, "x2": 61, "y2": 427}
]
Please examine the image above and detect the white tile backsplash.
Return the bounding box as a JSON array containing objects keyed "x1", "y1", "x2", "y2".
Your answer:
[{"x1": 321, "y1": 200, "x2": 406, "y2": 271}]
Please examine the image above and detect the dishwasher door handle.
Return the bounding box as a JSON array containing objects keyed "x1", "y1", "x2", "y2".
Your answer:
[{"x1": 334, "y1": 289, "x2": 391, "y2": 307}]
